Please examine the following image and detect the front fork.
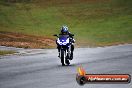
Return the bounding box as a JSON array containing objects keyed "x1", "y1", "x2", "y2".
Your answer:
[
  {"x1": 60, "y1": 46, "x2": 67, "y2": 58},
  {"x1": 59, "y1": 45, "x2": 71, "y2": 59}
]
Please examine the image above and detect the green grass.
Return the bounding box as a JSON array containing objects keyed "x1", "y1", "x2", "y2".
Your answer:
[
  {"x1": 0, "y1": 0, "x2": 132, "y2": 46},
  {"x1": 0, "y1": 50, "x2": 16, "y2": 55}
]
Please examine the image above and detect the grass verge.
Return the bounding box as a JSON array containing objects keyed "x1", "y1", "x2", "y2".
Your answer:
[
  {"x1": 0, "y1": 50, "x2": 16, "y2": 55},
  {"x1": 0, "y1": 0, "x2": 132, "y2": 48}
]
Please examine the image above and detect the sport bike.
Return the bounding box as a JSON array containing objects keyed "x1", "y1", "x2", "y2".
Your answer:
[{"x1": 54, "y1": 34, "x2": 73, "y2": 66}]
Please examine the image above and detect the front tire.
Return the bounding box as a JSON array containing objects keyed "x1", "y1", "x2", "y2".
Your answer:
[{"x1": 60, "y1": 49, "x2": 65, "y2": 66}]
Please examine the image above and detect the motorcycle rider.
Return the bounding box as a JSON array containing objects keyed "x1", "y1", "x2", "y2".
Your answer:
[{"x1": 57, "y1": 25, "x2": 75, "y2": 60}]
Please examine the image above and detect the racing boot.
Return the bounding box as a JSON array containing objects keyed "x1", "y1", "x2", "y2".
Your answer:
[
  {"x1": 70, "y1": 52, "x2": 73, "y2": 60},
  {"x1": 69, "y1": 44, "x2": 74, "y2": 60},
  {"x1": 65, "y1": 59, "x2": 70, "y2": 65},
  {"x1": 58, "y1": 52, "x2": 60, "y2": 58}
]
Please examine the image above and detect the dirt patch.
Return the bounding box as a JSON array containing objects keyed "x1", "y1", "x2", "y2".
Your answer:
[{"x1": 0, "y1": 31, "x2": 56, "y2": 49}]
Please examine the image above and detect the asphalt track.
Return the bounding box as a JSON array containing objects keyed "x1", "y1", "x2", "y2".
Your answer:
[{"x1": 0, "y1": 44, "x2": 132, "y2": 88}]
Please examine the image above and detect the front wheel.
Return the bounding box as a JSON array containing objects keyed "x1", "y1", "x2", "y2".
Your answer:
[{"x1": 60, "y1": 49, "x2": 65, "y2": 66}]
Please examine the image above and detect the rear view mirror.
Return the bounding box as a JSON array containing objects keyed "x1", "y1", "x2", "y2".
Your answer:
[
  {"x1": 53, "y1": 34, "x2": 59, "y2": 37},
  {"x1": 53, "y1": 34, "x2": 57, "y2": 36},
  {"x1": 71, "y1": 34, "x2": 74, "y2": 36}
]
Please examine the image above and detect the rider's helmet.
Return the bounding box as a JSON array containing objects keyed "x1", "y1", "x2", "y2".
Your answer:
[{"x1": 61, "y1": 26, "x2": 68, "y2": 34}]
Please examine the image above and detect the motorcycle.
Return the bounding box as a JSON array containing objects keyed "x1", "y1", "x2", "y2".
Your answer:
[{"x1": 53, "y1": 34, "x2": 74, "y2": 66}]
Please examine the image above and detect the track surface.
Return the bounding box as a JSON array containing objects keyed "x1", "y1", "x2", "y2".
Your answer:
[{"x1": 0, "y1": 44, "x2": 132, "y2": 88}]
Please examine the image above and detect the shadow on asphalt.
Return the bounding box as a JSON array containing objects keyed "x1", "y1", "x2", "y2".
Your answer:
[{"x1": 57, "y1": 64, "x2": 77, "y2": 67}]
